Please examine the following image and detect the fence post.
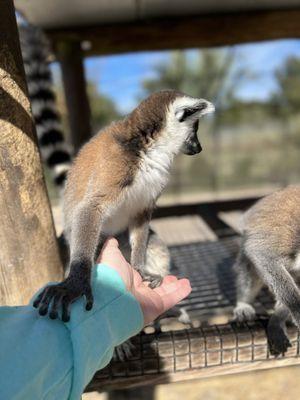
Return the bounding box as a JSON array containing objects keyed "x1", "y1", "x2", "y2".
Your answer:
[{"x1": 57, "y1": 40, "x2": 92, "y2": 152}]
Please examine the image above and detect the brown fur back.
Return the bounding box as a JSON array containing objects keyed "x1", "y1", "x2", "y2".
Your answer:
[
  {"x1": 243, "y1": 185, "x2": 300, "y2": 256},
  {"x1": 65, "y1": 125, "x2": 133, "y2": 209},
  {"x1": 63, "y1": 90, "x2": 182, "y2": 215}
]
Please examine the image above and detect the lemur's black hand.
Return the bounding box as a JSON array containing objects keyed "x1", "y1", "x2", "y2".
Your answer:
[{"x1": 33, "y1": 276, "x2": 93, "y2": 322}]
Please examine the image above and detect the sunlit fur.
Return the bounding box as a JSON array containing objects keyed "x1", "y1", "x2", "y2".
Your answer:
[
  {"x1": 36, "y1": 90, "x2": 214, "y2": 322},
  {"x1": 234, "y1": 185, "x2": 300, "y2": 355}
]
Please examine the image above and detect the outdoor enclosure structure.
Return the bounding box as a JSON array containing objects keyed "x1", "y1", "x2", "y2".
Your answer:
[{"x1": 3, "y1": 0, "x2": 300, "y2": 394}]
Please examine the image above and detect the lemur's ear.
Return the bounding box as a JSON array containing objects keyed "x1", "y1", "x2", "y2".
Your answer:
[{"x1": 175, "y1": 99, "x2": 215, "y2": 122}]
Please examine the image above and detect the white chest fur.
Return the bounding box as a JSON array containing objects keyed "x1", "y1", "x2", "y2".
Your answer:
[{"x1": 102, "y1": 142, "x2": 173, "y2": 235}]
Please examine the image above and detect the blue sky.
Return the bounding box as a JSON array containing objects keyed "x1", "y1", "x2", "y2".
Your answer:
[
  {"x1": 52, "y1": 39, "x2": 300, "y2": 114},
  {"x1": 84, "y1": 51, "x2": 169, "y2": 112}
]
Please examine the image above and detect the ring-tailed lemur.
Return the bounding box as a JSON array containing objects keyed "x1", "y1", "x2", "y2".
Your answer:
[
  {"x1": 33, "y1": 90, "x2": 214, "y2": 322},
  {"x1": 17, "y1": 22, "x2": 191, "y2": 331},
  {"x1": 18, "y1": 19, "x2": 72, "y2": 189},
  {"x1": 234, "y1": 185, "x2": 300, "y2": 356}
]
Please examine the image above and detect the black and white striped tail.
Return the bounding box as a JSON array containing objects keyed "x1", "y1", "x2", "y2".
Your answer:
[{"x1": 18, "y1": 19, "x2": 72, "y2": 189}]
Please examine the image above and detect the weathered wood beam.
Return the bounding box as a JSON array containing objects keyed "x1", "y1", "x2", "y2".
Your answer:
[
  {"x1": 48, "y1": 8, "x2": 300, "y2": 56},
  {"x1": 56, "y1": 40, "x2": 91, "y2": 152},
  {"x1": 0, "y1": 0, "x2": 63, "y2": 305},
  {"x1": 89, "y1": 355, "x2": 300, "y2": 392}
]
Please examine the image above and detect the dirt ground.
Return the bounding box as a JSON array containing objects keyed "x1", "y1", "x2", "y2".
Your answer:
[{"x1": 83, "y1": 365, "x2": 300, "y2": 400}]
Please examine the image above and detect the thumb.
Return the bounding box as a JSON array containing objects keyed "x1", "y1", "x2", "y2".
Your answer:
[{"x1": 157, "y1": 278, "x2": 192, "y2": 313}]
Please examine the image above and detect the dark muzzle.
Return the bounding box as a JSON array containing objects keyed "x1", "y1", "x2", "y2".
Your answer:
[{"x1": 181, "y1": 137, "x2": 202, "y2": 155}]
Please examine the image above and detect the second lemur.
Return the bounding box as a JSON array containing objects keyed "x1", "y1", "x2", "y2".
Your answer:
[
  {"x1": 34, "y1": 90, "x2": 214, "y2": 321},
  {"x1": 234, "y1": 185, "x2": 300, "y2": 355}
]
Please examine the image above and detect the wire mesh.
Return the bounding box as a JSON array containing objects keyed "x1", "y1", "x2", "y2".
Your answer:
[{"x1": 87, "y1": 236, "x2": 300, "y2": 392}]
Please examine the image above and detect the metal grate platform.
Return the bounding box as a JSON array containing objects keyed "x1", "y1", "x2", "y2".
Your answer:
[{"x1": 87, "y1": 236, "x2": 300, "y2": 392}]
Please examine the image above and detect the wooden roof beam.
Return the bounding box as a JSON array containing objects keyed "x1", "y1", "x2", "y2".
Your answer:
[{"x1": 47, "y1": 9, "x2": 300, "y2": 56}]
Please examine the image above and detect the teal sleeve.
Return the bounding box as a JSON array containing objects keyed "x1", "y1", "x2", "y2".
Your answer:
[{"x1": 0, "y1": 264, "x2": 144, "y2": 400}]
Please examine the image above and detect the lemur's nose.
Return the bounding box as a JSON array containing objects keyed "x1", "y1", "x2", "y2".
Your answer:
[{"x1": 193, "y1": 142, "x2": 202, "y2": 153}]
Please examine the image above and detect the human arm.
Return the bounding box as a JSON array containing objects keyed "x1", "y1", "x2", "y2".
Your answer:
[{"x1": 0, "y1": 238, "x2": 191, "y2": 400}]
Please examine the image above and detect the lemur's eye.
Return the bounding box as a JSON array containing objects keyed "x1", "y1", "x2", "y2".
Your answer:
[
  {"x1": 175, "y1": 102, "x2": 208, "y2": 122},
  {"x1": 193, "y1": 120, "x2": 199, "y2": 132},
  {"x1": 181, "y1": 105, "x2": 207, "y2": 122}
]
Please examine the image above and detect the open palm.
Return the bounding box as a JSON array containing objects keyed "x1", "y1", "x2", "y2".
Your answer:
[{"x1": 97, "y1": 238, "x2": 191, "y2": 325}]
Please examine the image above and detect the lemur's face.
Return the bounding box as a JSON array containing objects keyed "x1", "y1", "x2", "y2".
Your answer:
[
  {"x1": 180, "y1": 119, "x2": 201, "y2": 155},
  {"x1": 166, "y1": 96, "x2": 215, "y2": 156}
]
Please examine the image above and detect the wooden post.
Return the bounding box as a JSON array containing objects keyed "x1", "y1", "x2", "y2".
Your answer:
[
  {"x1": 56, "y1": 40, "x2": 91, "y2": 152},
  {"x1": 0, "y1": 0, "x2": 63, "y2": 305}
]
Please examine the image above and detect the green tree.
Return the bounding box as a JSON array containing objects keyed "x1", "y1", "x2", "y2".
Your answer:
[
  {"x1": 142, "y1": 48, "x2": 250, "y2": 192},
  {"x1": 274, "y1": 56, "x2": 300, "y2": 113},
  {"x1": 87, "y1": 82, "x2": 121, "y2": 133},
  {"x1": 142, "y1": 48, "x2": 249, "y2": 110},
  {"x1": 273, "y1": 56, "x2": 300, "y2": 183},
  {"x1": 54, "y1": 80, "x2": 121, "y2": 138}
]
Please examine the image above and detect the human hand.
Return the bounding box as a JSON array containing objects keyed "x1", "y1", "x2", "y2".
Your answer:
[{"x1": 97, "y1": 237, "x2": 191, "y2": 325}]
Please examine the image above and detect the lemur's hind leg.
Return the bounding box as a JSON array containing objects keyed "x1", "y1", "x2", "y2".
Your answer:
[
  {"x1": 267, "y1": 302, "x2": 292, "y2": 356},
  {"x1": 129, "y1": 211, "x2": 164, "y2": 288},
  {"x1": 115, "y1": 229, "x2": 190, "y2": 359},
  {"x1": 145, "y1": 230, "x2": 191, "y2": 324},
  {"x1": 245, "y1": 241, "x2": 300, "y2": 340},
  {"x1": 115, "y1": 228, "x2": 171, "y2": 359},
  {"x1": 233, "y1": 249, "x2": 263, "y2": 323},
  {"x1": 119, "y1": 228, "x2": 190, "y2": 324},
  {"x1": 247, "y1": 248, "x2": 300, "y2": 328},
  {"x1": 144, "y1": 229, "x2": 170, "y2": 278}
]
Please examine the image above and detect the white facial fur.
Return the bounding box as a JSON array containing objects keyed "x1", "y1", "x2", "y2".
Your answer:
[
  {"x1": 166, "y1": 96, "x2": 215, "y2": 154},
  {"x1": 173, "y1": 96, "x2": 214, "y2": 120}
]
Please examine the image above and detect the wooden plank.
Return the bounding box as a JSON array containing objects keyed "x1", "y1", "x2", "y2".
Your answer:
[
  {"x1": 47, "y1": 9, "x2": 300, "y2": 56},
  {"x1": 88, "y1": 357, "x2": 300, "y2": 391},
  {"x1": 151, "y1": 215, "x2": 217, "y2": 245},
  {"x1": 52, "y1": 208, "x2": 218, "y2": 243},
  {"x1": 0, "y1": 0, "x2": 63, "y2": 305},
  {"x1": 218, "y1": 211, "x2": 243, "y2": 234},
  {"x1": 56, "y1": 40, "x2": 91, "y2": 152}
]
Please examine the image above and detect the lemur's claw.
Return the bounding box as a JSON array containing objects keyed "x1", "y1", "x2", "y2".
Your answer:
[{"x1": 33, "y1": 279, "x2": 93, "y2": 321}]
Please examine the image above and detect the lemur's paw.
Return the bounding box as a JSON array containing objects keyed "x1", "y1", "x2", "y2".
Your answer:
[
  {"x1": 149, "y1": 276, "x2": 163, "y2": 289},
  {"x1": 161, "y1": 305, "x2": 191, "y2": 324},
  {"x1": 114, "y1": 340, "x2": 135, "y2": 361},
  {"x1": 33, "y1": 278, "x2": 93, "y2": 322},
  {"x1": 138, "y1": 270, "x2": 163, "y2": 288},
  {"x1": 178, "y1": 307, "x2": 191, "y2": 324},
  {"x1": 267, "y1": 325, "x2": 292, "y2": 356},
  {"x1": 233, "y1": 303, "x2": 256, "y2": 323}
]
